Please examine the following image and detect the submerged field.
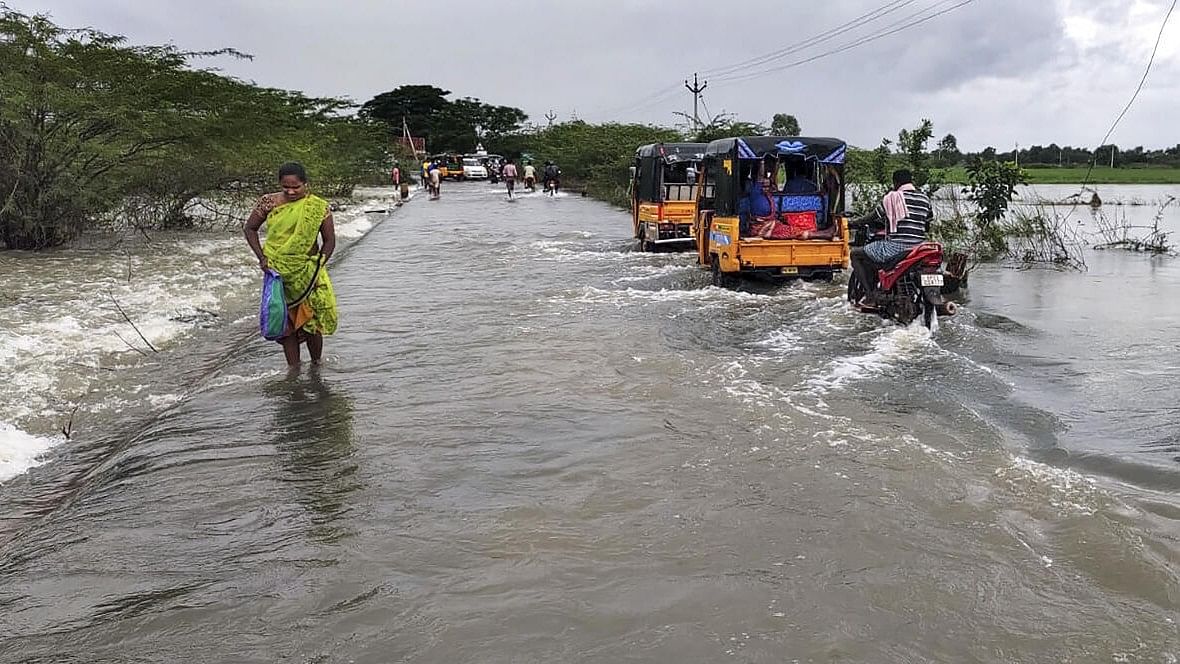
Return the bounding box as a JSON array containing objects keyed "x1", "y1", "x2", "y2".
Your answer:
[{"x1": 942, "y1": 165, "x2": 1180, "y2": 185}]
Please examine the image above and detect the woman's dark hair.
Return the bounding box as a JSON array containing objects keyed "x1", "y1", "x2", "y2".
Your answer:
[{"x1": 278, "y1": 162, "x2": 308, "y2": 183}]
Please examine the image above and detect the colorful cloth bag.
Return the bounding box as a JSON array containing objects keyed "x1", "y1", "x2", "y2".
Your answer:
[{"x1": 259, "y1": 269, "x2": 290, "y2": 341}]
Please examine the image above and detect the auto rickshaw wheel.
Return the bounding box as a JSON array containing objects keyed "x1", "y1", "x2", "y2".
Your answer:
[{"x1": 711, "y1": 255, "x2": 737, "y2": 288}]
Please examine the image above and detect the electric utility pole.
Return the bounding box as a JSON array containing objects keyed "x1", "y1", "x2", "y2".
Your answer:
[
  {"x1": 545, "y1": 110, "x2": 557, "y2": 127},
  {"x1": 685, "y1": 72, "x2": 708, "y2": 131}
]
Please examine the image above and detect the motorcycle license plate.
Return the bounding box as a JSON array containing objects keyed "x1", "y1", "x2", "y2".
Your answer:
[{"x1": 920, "y1": 274, "x2": 944, "y2": 287}]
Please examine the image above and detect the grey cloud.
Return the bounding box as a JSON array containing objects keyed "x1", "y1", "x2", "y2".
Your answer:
[
  {"x1": 855, "y1": 0, "x2": 1065, "y2": 92},
  {"x1": 8, "y1": 0, "x2": 1178, "y2": 149}
]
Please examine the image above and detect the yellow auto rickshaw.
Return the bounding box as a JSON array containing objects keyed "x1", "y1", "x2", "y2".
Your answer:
[
  {"x1": 427, "y1": 153, "x2": 466, "y2": 181},
  {"x1": 695, "y1": 136, "x2": 850, "y2": 284},
  {"x1": 630, "y1": 143, "x2": 707, "y2": 251}
]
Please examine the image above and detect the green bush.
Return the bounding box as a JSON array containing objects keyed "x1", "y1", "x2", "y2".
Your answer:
[{"x1": 0, "y1": 8, "x2": 388, "y2": 248}]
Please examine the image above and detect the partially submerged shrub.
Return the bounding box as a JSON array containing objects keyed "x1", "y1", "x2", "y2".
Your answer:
[{"x1": 1091, "y1": 196, "x2": 1176, "y2": 254}]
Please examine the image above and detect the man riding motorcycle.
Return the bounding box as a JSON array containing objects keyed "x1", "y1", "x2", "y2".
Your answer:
[
  {"x1": 542, "y1": 161, "x2": 561, "y2": 195},
  {"x1": 849, "y1": 169, "x2": 933, "y2": 310}
]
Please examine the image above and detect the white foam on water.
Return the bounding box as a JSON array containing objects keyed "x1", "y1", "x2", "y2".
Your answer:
[
  {"x1": 906, "y1": 433, "x2": 963, "y2": 463},
  {"x1": 784, "y1": 393, "x2": 837, "y2": 420},
  {"x1": 527, "y1": 240, "x2": 650, "y2": 263},
  {"x1": 561, "y1": 285, "x2": 776, "y2": 309},
  {"x1": 0, "y1": 423, "x2": 59, "y2": 484},
  {"x1": 612, "y1": 264, "x2": 698, "y2": 284},
  {"x1": 806, "y1": 324, "x2": 935, "y2": 394},
  {"x1": 334, "y1": 216, "x2": 373, "y2": 239},
  {"x1": 718, "y1": 359, "x2": 789, "y2": 406},
  {"x1": 997, "y1": 455, "x2": 1104, "y2": 515},
  {"x1": 751, "y1": 328, "x2": 801, "y2": 353},
  {"x1": 147, "y1": 393, "x2": 184, "y2": 409}
]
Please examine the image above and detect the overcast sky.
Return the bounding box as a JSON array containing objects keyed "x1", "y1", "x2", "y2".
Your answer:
[{"x1": 12, "y1": 0, "x2": 1180, "y2": 150}]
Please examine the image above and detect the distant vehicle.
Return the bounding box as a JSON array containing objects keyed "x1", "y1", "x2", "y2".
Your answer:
[
  {"x1": 478, "y1": 154, "x2": 505, "y2": 183},
  {"x1": 429, "y1": 153, "x2": 466, "y2": 181},
  {"x1": 462, "y1": 156, "x2": 489, "y2": 180},
  {"x1": 630, "y1": 142, "x2": 707, "y2": 252}
]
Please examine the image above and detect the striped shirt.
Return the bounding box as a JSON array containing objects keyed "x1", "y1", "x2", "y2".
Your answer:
[{"x1": 880, "y1": 184, "x2": 932, "y2": 245}]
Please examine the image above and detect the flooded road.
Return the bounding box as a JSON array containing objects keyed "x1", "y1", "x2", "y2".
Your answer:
[{"x1": 1, "y1": 183, "x2": 1178, "y2": 662}]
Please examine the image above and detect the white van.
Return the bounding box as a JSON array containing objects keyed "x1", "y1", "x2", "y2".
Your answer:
[{"x1": 462, "y1": 157, "x2": 488, "y2": 180}]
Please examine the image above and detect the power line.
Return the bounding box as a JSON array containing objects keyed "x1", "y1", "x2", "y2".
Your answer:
[
  {"x1": 713, "y1": 0, "x2": 976, "y2": 85},
  {"x1": 701, "y1": 0, "x2": 921, "y2": 79},
  {"x1": 593, "y1": 82, "x2": 683, "y2": 118},
  {"x1": 1078, "y1": 0, "x2": 1177, "y2": 189},
  {"x1": 613, "y1": 86, "x2": 694, "y2": 118},
  {"x1": 592, "y1": 0, "x2": 924, "y2": 119},
  {"x1": 593, "y1": 0, "x2": 974, "y2": 120}
]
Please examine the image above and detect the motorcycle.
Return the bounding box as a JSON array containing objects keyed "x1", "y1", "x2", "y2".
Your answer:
[
  {"x1": 544, "y1": 178, "x2": 557, "y2": 196},
  {"x1": 847, "y1": 214, "x2": 956, "y2": 328}
]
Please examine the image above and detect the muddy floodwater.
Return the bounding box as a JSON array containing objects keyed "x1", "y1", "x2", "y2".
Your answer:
[{"x1": 1, "y1": 183, "x2": 1178, "y2": 662}]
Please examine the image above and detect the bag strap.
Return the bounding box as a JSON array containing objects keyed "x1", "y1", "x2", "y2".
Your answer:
[{"x1": 289, "y1": 254, "x2": 324, "y2": 307}]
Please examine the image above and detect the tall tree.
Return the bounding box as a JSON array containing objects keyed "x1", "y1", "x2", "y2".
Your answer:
[
  {"x1": 359, "y1": 85, "x2": 452, "y2": 127},
  {"x1": 897, "y1": 118, "x2": 941, "y2": 192},
  {"x1": 937, "y1": 133, "x2": 959, "y2": 154},
  {"x1": 360, "y1": 86, "x2": 527, "y2": 152},
  {"x1": 936, "y1": 133, "x2": 960, "y2": 166},
  {"x1": 770, "y1": 113, "x2": 801, "y2": 136}
]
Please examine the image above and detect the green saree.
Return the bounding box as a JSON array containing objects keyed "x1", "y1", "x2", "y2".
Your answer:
[{"x1": 262, "y1": 194, "x2": 338, "y2": 336}]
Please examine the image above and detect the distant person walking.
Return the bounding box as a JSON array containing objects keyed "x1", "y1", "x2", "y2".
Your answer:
[
  {"x1": 244, "y1": 162, "x2": 338, "y2": 368},
  {"x1": 502, "y1": 158, "x2": 518, "y2": 198},
  {"x1": 389, "y1": 162, "x2": 408, "y2": 202},
  {"x1": 522, "y1": 161, "x2": 537, "y2": 192},
  {"x1": 428, "y1": 162, "x2": 441, "y2": 199},
  {"x1": 392, "y1": 163, "x2": 410, "y2": 202}
]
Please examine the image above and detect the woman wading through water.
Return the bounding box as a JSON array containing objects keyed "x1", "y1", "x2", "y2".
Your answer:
[{"x1": 244, "y1": 162, "x2": 339, "y2": 367}]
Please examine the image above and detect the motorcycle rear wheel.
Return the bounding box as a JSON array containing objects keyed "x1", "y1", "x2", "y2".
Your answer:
[
  {"x1": 893, "y1": 291, "x2": 921, "y2": 326},
  {"x1": 847, "y1": 270, "x2": 866, "y2": 304}
]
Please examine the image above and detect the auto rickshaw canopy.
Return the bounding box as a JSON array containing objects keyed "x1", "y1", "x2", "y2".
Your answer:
[
  {"x1": 634, "y1": 142, "x2": 707, "y2": 204},
  {"x1": 703, "y1": 136, "x2": 847, "y2": 217}
]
